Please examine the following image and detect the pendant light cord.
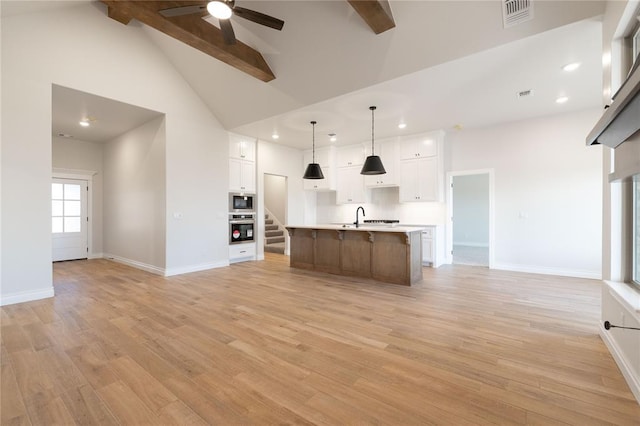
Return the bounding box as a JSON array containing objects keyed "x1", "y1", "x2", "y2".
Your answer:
[
  {"x1": 370, "y1": 106, "x2": 376, "y2": 155},
  {"x1": 311, "y1": 120, "x2": 317, "y2": 163}
]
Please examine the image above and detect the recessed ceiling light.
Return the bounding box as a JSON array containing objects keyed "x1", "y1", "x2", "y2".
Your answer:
[
  {"x1": 556, "y1": 96, "x2": 569, "y2": 104},
  {"x1": 272, "y1": 133, "x2": 279, "y2": 140},
  {"x1": 398, "y1": 123, "x2": 407, "y2": 129},
  {"x1": 328, "y1": 133, "x2": 337, "y2": 142},
  {"x1": 562, "y1": 62, "x2": 581, "y2": 72},
  {"x1": 79, "y1": 120, "x2": 90, "y2": 127}
]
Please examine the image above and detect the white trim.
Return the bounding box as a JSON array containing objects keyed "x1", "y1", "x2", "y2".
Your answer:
[
  {"x1": 165, "y1": 261, "x2": 229, "y2": 277},
  {"x1": 606, "y1": 280, "x2": 640, "y2": 317},
  {"x1": 0, "y1": 287, "x2": 55, "y2": 306},
  {"x1": 446, "y1": 169, "x2": 495, "y2": 268},
  {"x1": 452, "y1": 242, "x2": 490, "y2": 248},
  {"x1": 52, "y1": 169, "x2": 96, "y2": 261},
  {"x1": 493, "y1": 262, "x2": 602, "y2": 280},
  {"x1": 599, "y1": 323, "x2": 640, "y2": 404},
  {"x1": 103, "y1": 253, "x2": 165, "y2": 276},
  {"x1": 88, "y1": 252, "x2": 104, "y2": 260}
]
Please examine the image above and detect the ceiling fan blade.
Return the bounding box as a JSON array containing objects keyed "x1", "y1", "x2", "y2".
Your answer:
[
  {"x1": 233, "y1": 6, "x2": 284, "y2": 31},
  {"x1": 159, "y1": 4, "x2": 207, "y2": 18},
  {"x1": 219, "y1": 19, "x2": 237, "y2": 45}
]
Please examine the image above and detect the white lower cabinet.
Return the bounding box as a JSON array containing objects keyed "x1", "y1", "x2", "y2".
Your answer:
[
  {"x1": 229, "y1": 243, "x2": 256, "y2": 263},
  {"x1": 422, "y1": 228, "x2": 434, "y2": 265}
]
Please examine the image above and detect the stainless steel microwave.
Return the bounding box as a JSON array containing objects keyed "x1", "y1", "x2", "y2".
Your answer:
[{"x1": 229, "y1": 193, "x2": 255, "y2": 213}]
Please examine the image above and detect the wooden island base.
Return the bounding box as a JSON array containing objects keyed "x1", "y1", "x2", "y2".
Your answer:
[{"x1": 286, "y1": 226, "x2": 423, "y2": 286}]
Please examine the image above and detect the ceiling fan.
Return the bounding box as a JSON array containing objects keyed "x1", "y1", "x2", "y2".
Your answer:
[{"x1": 158, "y1": 1, "x2": 284, "y2": 45}]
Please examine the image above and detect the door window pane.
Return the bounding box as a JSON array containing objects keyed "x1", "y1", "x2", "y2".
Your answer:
[
  {"x1": 52, "y1": 182, "x2": 84, "y2": 234},
  {"x1": 52, "y1": 200, "x2": 63, "y2": 216},
  {"x1": 64, "y1": 200, "x2": 81, "y2": 216},
  {"x1": 52, "y1": 217, "x2": 63, "y2": 233},
  {"x1": 64, "y1": 184, "x2": 81, "y2": 200},
  {"x1": 52, "y1": 183, "x2": 63, "y2": 199}
]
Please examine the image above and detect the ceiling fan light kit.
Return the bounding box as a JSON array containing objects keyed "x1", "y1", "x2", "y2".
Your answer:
[
  {"x1": 361, "y1": 106, "x2": 386, "y2": 175},
  {"x1": 303, "y1": 121, "x2": 325, "y2": 180},
  {"x1": 207, "y1": 1, "x2": 232, "y2": 19}
]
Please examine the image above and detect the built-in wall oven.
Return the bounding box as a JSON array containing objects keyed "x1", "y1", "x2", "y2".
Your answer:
[
  {"x1": 229, "y1": 214, "x2": 255, "y2": 245},
  {"x1": 229, "y1": 192, "x2": 255, "y2": 213}
]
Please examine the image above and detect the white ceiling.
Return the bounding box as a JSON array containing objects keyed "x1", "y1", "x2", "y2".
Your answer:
[
  {"x1": 3, "y1": 1, "x2": 605, "y2": 148},
  {"x1": 52, "y1": 84, "x2": 163, "y2": 143}
]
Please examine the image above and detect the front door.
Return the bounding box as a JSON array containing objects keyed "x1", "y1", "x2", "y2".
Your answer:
[{"x1": 52, "y1": 178, "x2": 88, "y2": 261}]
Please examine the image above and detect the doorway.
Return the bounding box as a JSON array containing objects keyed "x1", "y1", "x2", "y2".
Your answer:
[
  {"x1": 447, "y1": 170, "x2": 494, "y2": 267},
  {"x1": 263, "y1": 174, "x2": 288, "y2": 255},
  {"x1": 52, "y1": 177, "x2": 89, "y2": 261}
]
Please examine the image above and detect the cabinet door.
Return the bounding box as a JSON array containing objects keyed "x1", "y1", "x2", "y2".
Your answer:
[
  {"x1": 422, "y1": 234, "x2": 433, "y2": 263},
  {"x1": 337, "y1": 144, "x2": 366, "y2": 168},
  {"x1": 365, "y1": 140, "x2": 397, "y2": 187},
  {"x1": 229, "y1": 135, "x2": 256, "y2": 161},
  {"x1": 336, "y1": 167, "x2": 366, "y2": 204},
  {"x1": 398, "y1": 159, "x2": 420, "y2": 201},
  {"x1": 241, "y1": 160, "x2": 256, "y2": 192},
  {"x1": 399, "y1": 135, "x2": 438, "y2": 160},
  {"x1": 417, "y1": 157, "x2": 438, "y2": 201},
  {"x1": 229, "y1": 158, "x2": 243, "y2": 192}
]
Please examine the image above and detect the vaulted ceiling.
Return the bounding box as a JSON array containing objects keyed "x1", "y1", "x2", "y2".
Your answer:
[{"x1": 2, "y1": 1, "x2": 607, "y2": 149}]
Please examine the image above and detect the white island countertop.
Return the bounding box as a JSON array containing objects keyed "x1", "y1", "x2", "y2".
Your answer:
[{"x1": 285, "y1": 224, "x2": 425, "y2": 233}]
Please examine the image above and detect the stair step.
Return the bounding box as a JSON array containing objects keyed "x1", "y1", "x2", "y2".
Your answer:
[
  {"x1": 265, "y1": 225, "x2": 278, "y2": 231},
  {"x1": 264, "y1": 242, "x2": 285, "y2": 254},
  {"x1": 266, "y1": 236, "x2": 285, "y2": 244},
  {"x1": 265, "y1": 230, "x2": 283, "y2": 238},
  {"x1": 265, "y1": 219, "x2": 274, "y2": 225}
]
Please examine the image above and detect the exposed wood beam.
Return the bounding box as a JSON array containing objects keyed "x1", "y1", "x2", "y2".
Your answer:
[
  {"x1": 100, "y1": 1, "x2": 275, "y2": 82},
  {"x1": 347, "y1": 0, "x2": 395, "y2": 34}
]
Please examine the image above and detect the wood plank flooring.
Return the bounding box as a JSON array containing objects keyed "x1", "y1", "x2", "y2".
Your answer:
[{"x1": 2, "y1": 254, "x2": 639, "y2": 425}]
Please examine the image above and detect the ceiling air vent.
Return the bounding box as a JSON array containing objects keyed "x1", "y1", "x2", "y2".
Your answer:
[
  {"x1": 503, "y1": 0, "x2": 533, "y2": 28},
  {"x1": 517, "y1": 89, "x2": 533, "y2": 99}
]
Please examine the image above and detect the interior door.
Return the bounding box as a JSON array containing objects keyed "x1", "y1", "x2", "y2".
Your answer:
[{"x1": 52, "y1": 178, "x2": 88, "y2": 261}]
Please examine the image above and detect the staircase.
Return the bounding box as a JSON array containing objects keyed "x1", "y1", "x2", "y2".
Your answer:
[{"x1": 264, "y1": 212, "x2": 285, "y2": 254}]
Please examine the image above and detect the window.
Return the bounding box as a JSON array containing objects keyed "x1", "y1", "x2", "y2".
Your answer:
[{"x1": 52, "y1": 182, "x2": 82, "y2": 233}]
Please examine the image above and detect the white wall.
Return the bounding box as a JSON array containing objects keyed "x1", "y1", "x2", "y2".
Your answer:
[
  {"x1": 103, "y1": 117, "x2": 166, "y2": 272},
  {"x1": 1, "y1": 3, "x2": 229, "y2": 304},
  {"x1": 256, "y1": 140, "x2": 308, "y2": 258},
  {"x1": 452, "y1": 174, "x2": 490, "y2": 246},
  {"x1": 264, "y1": 174, "x2": 287, "y2": 224},
  {"x1": 52, "y1": 136, "x2": 104, "y2": 256},
  {"x1": 449, "y1": 108, "x2": 603, "y2": 278},
  {"x1": 315, "y1": 188, "x2": 446, "y2": 225}
]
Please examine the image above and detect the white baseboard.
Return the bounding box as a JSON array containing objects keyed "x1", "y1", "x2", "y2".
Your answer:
[
  {"x1": 599, "y1": 323, "x2": 640, "y2": 404},
  {"x1": 103, "y1": 253, "x2": 165, "y2": 276},
  {"x1": 0, "y1": 287, "x2": 55, "y2": 306},
  {"x1": 453, "y1": 242, "x2": 489, "y2": 248},
  {"x1": 165, "y1": 260, "x2": 229, "y2": 277},
  {"x1": 257, "y1": 253, "x2": 265, "y2": 261},
  {"x1": 88, "y1": 252, "x2": 103, "y2": 259},
  {"x1": 492, "y1": 262, "x2": 601, "y2": 280}
]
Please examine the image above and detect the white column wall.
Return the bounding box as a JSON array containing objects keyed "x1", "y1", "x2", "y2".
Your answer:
[{"x1": 1, "y1": 3, "x2": 228, "y2": 304}]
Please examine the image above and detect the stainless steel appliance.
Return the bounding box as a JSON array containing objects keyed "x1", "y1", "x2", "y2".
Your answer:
[
  {"x1": 229, "y1": 214, "x2": 255, "y2": 244},
  {"x1": 229, "y1": 193, "x2": 255, "y2": 213}
]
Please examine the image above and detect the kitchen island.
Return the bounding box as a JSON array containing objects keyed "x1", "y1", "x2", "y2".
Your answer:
[{"x1": 285, "y1": 224, "x2": 424, "y2": 286}]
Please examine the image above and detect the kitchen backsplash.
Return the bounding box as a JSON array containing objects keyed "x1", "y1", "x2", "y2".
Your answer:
[{"x1": 315, "y1": 187, "x2": 446, "y2": 225}]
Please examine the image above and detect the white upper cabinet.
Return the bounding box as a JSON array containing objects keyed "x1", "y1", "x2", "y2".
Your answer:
[
  {"x1": 364, "y1": 138, "x2": 398, "y2": 187},
  {"x1": 336, "y1": 166, "x2": 368, "y2": 204},
  {"x1": 229, "y1": 133, "x2": 256, "y2": 193},
  {"x1": 336, "y1": 143, "x2": 367, "y2": 168},
  {"x1": 303, "y1": 146, "x2": 336, "y2": 191},
  {"x1": 399, "y1": 132, "x2": 440, "y2": 160},
  {"x1": 229, "y1": 133, "x2": 256, "y2": 161}
]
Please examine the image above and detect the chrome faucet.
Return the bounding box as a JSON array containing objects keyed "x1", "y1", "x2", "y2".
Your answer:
[{"x1": 354, "y1": 206, "x2": 365, "y2": 228}]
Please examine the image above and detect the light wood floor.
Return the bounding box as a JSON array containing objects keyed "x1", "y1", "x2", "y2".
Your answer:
[{"x1": 2, "y1": 254, "x2": 639, "y2": 425}]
